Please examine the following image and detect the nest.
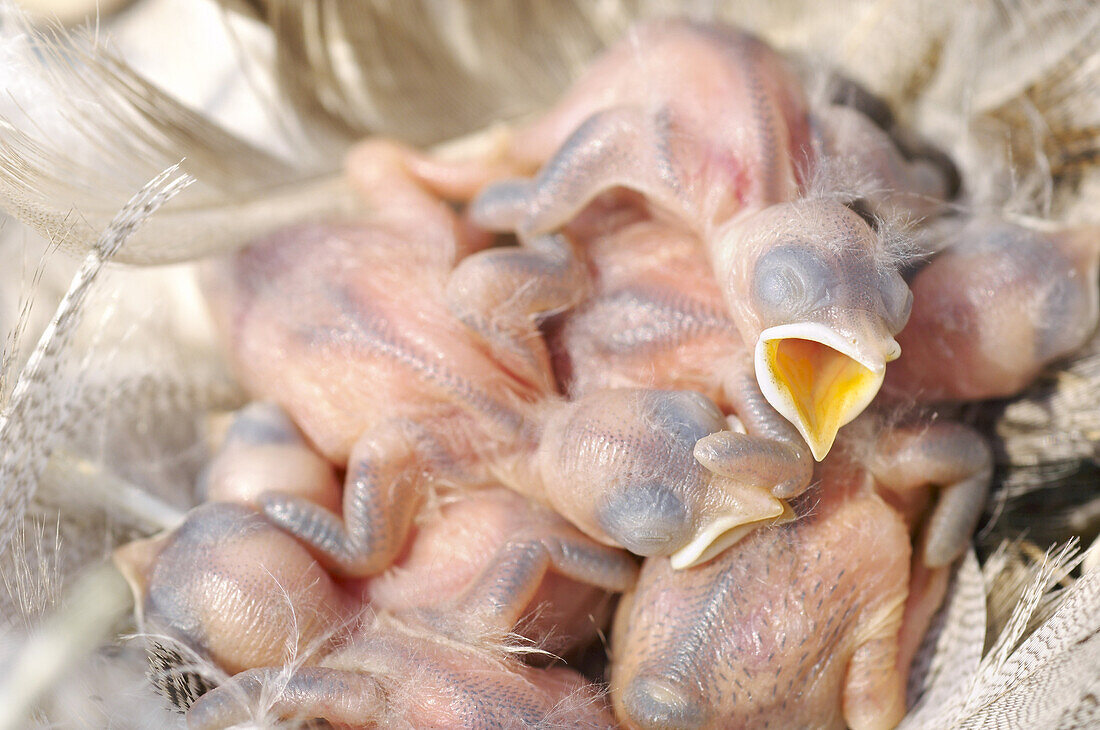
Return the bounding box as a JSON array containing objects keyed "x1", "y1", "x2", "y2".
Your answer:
[{"x1": 0, "y1": 1, "x2": 1097, "y2": 727}]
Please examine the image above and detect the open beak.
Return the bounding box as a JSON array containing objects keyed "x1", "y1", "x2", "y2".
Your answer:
[
  {"x1": 755, "y1": 322, "x2": 899, "y2": 461},
  {"x1": 669, "y1": 486, "x2": 794, "y2": 570},
  {"x1": 112, "y1": 534, "x2": 170, "y2": 622}
]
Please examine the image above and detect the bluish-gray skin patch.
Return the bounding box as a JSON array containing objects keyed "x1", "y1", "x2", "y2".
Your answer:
[
  {"x1": 753, "y1": 245, "x2": 835, "y2": 323},
  {"x1": 598, "y1": 391, "x2": 725, "y2": 555},
  {"x1": 622, "y1": 675, "x2": 710, "y2": 729},
  {"x1": 223, "y1": 402, "x2": 300, "y2": 446},
  {"x1": 600, "y1": 480, "x2": 691, "y2": 555}
]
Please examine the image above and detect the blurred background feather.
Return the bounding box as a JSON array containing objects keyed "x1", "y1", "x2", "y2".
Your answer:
[{"x1": 0, "y1": 0, "x2": 1098, "y2": 726}]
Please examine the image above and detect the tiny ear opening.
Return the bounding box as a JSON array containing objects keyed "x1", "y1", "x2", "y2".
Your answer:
[
  {"x1": 825, "y1": 73, "x2": 896, "y2": 131},
  {"x1": 845, "y1": 198, "x2": 879, "y2": 231}
]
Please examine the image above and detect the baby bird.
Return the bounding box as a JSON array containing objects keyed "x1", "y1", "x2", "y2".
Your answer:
[
  {"x1": 204, "y1": 146, "x2": 793, "y2": 572},
  {"x1": 609, "y1": 421, "x2": 990, "y2": 730},
  {"x1": 452, "y1": 19, "x2": 951, "y2": 461},
  {"x1": 550, "y1": 213, "x2": 988, "y2": 569},
  {"x1": 885, "y1": 216, "x2": 1100, "y2": 402},
  {"x1": 710, "y1": 199, "x2": 914, "y2": 460},
  {"x1": 611, "y1": 462, "x2": 912, "y2": 730},
  {"x1": 550, "y1": 212, "x2": 816, "y2": 515},
  {"x1": 114, "y1": 411, "x2": 634, "y2": 727},
  {"x1": 117, "y1": 498, "x2": 623, "y2": 728},
  {"x1": 533, "y1": 388, "x2": 794, "y2": 569},
  {"x1": 188, "y1": 617, "x2": 616, "y2": 729}
]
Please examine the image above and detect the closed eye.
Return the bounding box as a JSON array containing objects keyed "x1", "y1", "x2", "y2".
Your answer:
[{"x1": 753, "y1": 246, "x2": 833, "y2": 320}]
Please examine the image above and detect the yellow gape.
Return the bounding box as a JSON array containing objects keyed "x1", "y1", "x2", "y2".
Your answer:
[{"x1": 760, "y1": 336, "x2": 887, "y2": 461}]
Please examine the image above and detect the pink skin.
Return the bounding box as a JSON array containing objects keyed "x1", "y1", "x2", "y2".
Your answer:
[
  {"x1": 865, "y1": 417, "x2": 992, "y2": 569},
  {"x1": 185, "y1": 404, "x2": 640, "y2": 658},
  {"x1": 351, "y1": 25, "x2": 956, "y2": 471},
  {"x1": 463, "y1": 21, "x2": 949, "y2": 234},
  {"x1": 323, "y1": 24, "x2": 949, "y2": 472},
  {"x1": 203, "y1": 145, "x2": 807, "y2": 574},
  {"x1": 553, "y1": 209, "x2": 990, "y2": 562},
  {"x1": 187, "y1": 627, "x2": 616, "y2": 729},
  {"x1": 201, "y1": 401, "x2": 343, "y2": 513},
  {"x1": 884, "y1": 217, "x2": 1100, "y2": 402},
  {"x1": 203, "y1": 144, "x2": 525, "y2": 470},
  {"x1": 365, "y1": 487, "x2": 638, "y2": 658},
  {"x1": 609, "y1": 451, "x2": 960, "y2": 730},
  {"x1": 467, "y1": 19, "x2": 810, "y2": 236},
  {"x1": 438, "y1": 19, "x2": 945, "y2": 465},
  {"x1": 204, "y1": 216, "x2": 531, "y2": 577},
  {"x1": 202, "y1": 146, "x2": 549, "y2": 578},
  {"x1": 550, "y1": 213, "x2": 816, "y2": 505},
  {"x1": 551, "y1": 212, "x2": 744, "y2": 407},
  {"x1": 548, "y1": 213, "x2": 988, "y2": 563},
  {"x1": 114, "y1": 503, "x2": 358, "y2": 677},
  {"x1": 114, "y1": 482, "x2": 633, "y2": 727}
]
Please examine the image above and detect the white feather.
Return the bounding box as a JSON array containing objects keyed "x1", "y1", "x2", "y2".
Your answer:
[
  {"x1": 903, "y1": 542, "x2": 1100, "y2": 729},
  {"x1": 0, "y1": 1, "x2": 1097, "y2": 727},
  {"x1": 0, "y1": 2, "x2": 360, "y2": 264},
  {"x1": 0, "y1": 165, "x2": 192, "y2": 560},
  {"x1": 902, "y1": 549, "x2": 986, "y2": 722}
]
